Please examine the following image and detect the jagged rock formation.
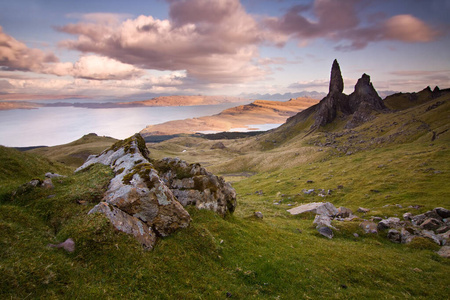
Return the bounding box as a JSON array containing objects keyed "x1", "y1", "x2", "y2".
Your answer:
[
  {"x1": 314, "y1": 59, "x2": 387, "y2": 129},
  {"x1": 76, "y1": 134, "x2": 236, "y2": 249}
]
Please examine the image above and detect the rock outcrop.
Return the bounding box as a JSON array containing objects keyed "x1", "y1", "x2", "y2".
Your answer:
[
  {"x1": 314, "y1": 59, "x2": 387, "y2": 128},
  {"x1": 76, "y1": 134, "x2": 236, "y2": 250},
  {"x1": 154, "y1": 157, "x2": 237, "y2": 217}
]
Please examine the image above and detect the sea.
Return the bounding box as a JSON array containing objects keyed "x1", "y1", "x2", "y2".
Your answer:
[{"x1": 0, "y1": 99, "x2": 276, "y2": 147}]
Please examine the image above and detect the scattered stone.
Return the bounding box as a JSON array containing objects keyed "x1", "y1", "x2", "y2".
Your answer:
[
  {"x1": 403, "y1": 212, "x2": 412, "y2": 221},
  {"x1": 424, "y1": 210, "x2": 443, "y2": 221},
  {"x1": 437, "y1": 226, "x2": 450, "y2": 234},
  {"x1": 387, "y1": 229, "x2": 401, "y2": 243},
  {"x1": 336, "y1": 207, "x2": 353, "y2": 218},
  {"x1": 377, "y1": 217, "x2": 401, "y2": 231},
  {"x1": 29, "y1": 179, "x2": 41, "y2": 187},
  {"x1": 360, "y1": 221, "x2": 377, "y2": 234},
  {"x1": 41, "y1": 178, "x2": 54, "y2": 189},
  {"x1": 372, "y1": 216, "x2": 383, "y2": 222},
  {"x1": 254, "y1": 211, "x2": 264, "y2": 219},
  {"x1": 435, "y1": 207, "x2": 450, "y2": 219},
  {"x1": 287, "y1": 202, "x2": 338, "y2": 217},
  {"x1": 413, "y1": 268, "x2": 422, "y2": 272},
  {"x1": 353, "y1": 233, "x2": 359, "y2": 238},
  {"x1": 306, "y1": 180, "x2": 314, "y2": 184},
  {"x1": 48, "y1": 238, "x2": 75, "y2": 252},
  {"x1": 437, "y1": 246, "x2": 450, "y2": 258},
  {"x1": 357, "y1": 207, "x2": 370, "y2": 213},
  {"x1": 420, "y1": 230, "x2": 441, "y2": 245},
  {"x1": 45, "y1": 172, "x2": 65, "y2": 178},
  {"x1": 420, "y1": 218, "x2": 443, "y2": 231},
  {"x1": 313, "y1": 214, "x2": 336, "y2": 230},
  {"x1": 303, "y1": 189, "x2": 315, "y2": 195},
  {"x1": 317, "y1": 226, "x2": 334, "y2": 239},
  {"x1": 211, "y1": 142, "x2": 226, "y2": 150},
  {"x1": 337, "y1": 185, "x2": 344, "y2": 189},
  {"x1": 411, "y1": 214, "x2": 427, "y2": 226}
]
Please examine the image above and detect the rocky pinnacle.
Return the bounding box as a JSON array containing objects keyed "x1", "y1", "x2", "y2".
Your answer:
[{"x1": 329, "y1": 59, "x2": 344, "y2": 94}]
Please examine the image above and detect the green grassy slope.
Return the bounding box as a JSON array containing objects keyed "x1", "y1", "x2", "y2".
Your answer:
[
  {"x1": 1, "y1": 90, "x2": 449, "y2": 298},
  {"x1": 0, "y1": 146, "x2": 71, "y2": 201},
  {"x1": 27, "y1": 133, "x2": 117, "y2": 168}
]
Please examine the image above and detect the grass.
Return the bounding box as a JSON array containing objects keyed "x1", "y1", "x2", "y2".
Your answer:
[{"x1": 1, "y1": 93, "x2": 449, "y2": 298}]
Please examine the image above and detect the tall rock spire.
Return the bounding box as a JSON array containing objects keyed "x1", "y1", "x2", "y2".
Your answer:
[{"x1": 329, "y1": 59, "x2": 344, "y2": 94}]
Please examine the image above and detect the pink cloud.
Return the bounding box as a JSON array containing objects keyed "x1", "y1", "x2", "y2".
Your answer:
[
  {"x1": 0, "y1": 26, "x2": 58, "y2": 72},
  {"x1": 56, "y1": 0, "x2": 269, "y2": 84},
  {"x1": 265, "y1": 0, "x2": 442, "y2": 51}
]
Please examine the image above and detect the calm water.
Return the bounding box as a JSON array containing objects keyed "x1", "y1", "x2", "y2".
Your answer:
[{"x1": 0, "y1": 103, "x2": 249, "y2": 147}]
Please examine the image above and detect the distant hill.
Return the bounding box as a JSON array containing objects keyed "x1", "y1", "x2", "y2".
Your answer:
[
  {"x1": 140, "y1": 97, "x2": 319, "y2": 137},
  {"x1": 27, "y1": 133, "x2": 117, "y2": 168}
]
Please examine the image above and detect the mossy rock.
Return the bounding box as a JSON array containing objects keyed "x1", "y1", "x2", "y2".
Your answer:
[{"x1": 406, "y1": 237, "x2": 441, "y2": 251}]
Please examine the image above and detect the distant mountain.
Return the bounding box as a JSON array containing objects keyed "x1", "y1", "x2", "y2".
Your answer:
[{"x1": 240, "y1": 91, "x2": 327, "y2": 101}]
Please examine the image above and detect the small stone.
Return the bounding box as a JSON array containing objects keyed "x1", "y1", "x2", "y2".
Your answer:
[
  {"x1": 353, "y1": 233, "x2": 359, "y2": 238},
  {"x1": 303, "y1": 189, "x2": 315, "y2": 195},
  {"x1": 403, "y1": 213, "x2": 412, "y2": 221},
  {"x1": 413, "y1": 268, "x2": 422, "y2": 272},
  {"x1": 360, "y1": 221, "x2": 377, "y2": 234},
  {"x1": 45, "y1": 172, "x2": 65, "y2": 178},
  {"x1": 306, "y1": 180, "x2": 314, "y2": 184},
  {"x1": 437, "y1": 246, "x2": 450, "y2": 258},
  {"x1": 337, "y1": 207, "x2": 353, "y2": 218},
  {"x1": 254, "y1": 211, "x2": 264, "y2": 219},
  {"x1": 337, "y1": 185, "x2": 344, "y2": 189},
  {"x1": 317, "y1": 226, "x2": 333, "y2": 239},
  {"x1": 357, "y1": 207, "x2": 370, "y2": 213},
  {"x1": 41, "y1": 178, "x2": 54, "y2": 189},
  {"x1": 48, "y1": 238, "x2": 75, "y2": 252}
]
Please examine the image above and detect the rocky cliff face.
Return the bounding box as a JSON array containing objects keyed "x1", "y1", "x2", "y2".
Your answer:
[
  {"x1": 314, "y1": 59, "x2": 387, "y2": 128},
  {"x1": 76, "y1": 133, "x2": 236, "y2": 250}
]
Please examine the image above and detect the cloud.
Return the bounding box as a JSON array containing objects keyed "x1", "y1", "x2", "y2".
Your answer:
[
  {"x1": 47, "y1": 55, "x2": 146, "y2": 80},
  {"x1": 265, "y1": 0, "x2": 442, "y2": 51},
  {"x1": 0, "y1": 26, "x2": 59, "y2": 72},
  {"x1": 56, "y1": 0, "x2": 269, "y2": 84}
]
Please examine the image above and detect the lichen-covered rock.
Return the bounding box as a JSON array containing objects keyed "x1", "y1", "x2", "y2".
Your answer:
[
  {"x1": 154, "y1": 157, "x2": 237, "y2": 217},
  {"x1": 89, "y1": 202, "x2": 157, "y2": 250},
  {"x1": 76, "y1": 134, "x2": 235, "y2": 249},
  {"x1": 76, "y1": 134, "x2": 191, "y2": 247},
  {"x1": 377, "y1": 217, "x2": 401, "y2": 231},
  {"x1": 435, "y1": 207, "x2": 450, "y2": 219}
]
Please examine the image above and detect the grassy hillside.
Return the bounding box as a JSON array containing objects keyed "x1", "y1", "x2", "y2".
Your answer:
[
  {"x1": 0, "y1": 146, "x2": 71, "y2": 201},
  {"x1": 27, "y1": 133, "x2": 117, "y2": 168},
  {"x1": 1, "y1": 90, "x2": 449, "y2": 298}
]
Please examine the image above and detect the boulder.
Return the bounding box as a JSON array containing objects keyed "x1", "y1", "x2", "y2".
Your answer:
[
  {"x1": 287, "y1": 202, "x2": 338, "y2": 217},
  {"x1": 403, "y1": 212, "x2": 412, "y2": 221},
  {"x1": 377, "y1": 217, "x2": 401, "y2": 231},
  {"x1": 154, "y1": 157, "x2": 237, "y2": 217}
]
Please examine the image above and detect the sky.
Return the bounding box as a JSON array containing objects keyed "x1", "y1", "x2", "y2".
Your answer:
[{"x1": 0, "y1": 0, "x2": 449, "y2": 100}]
